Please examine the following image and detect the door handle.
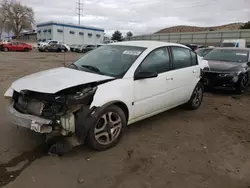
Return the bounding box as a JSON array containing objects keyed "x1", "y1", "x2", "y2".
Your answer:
[
  {"x1": 166, "y1": 78, "x2": 173, "y2": 81},
  {"x1": 193, "y1": 70, "x2": 197, "y2": 73}
]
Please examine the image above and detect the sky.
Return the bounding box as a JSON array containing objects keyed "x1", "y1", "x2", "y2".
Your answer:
[{"x1": 19, "y1": 0, "x2": 250, "y2": 36}]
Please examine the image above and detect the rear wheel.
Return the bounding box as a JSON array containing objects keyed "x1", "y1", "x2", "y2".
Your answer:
[
  {"x1": 86, "y1": 105, "x2": 126, "y2": 151},
  {"x1": 4, "y1": 47, "x2": 8, "y2": 52},
  {"x1": 235, "y1": 73, "x2": 248, "y2": 94},
  {"x1": 186, "y1": 82, "x2": 204, "y2": 110}
]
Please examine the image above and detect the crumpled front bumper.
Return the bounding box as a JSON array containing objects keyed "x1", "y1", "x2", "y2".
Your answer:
[{"x1": 8, "y1": 103, "x2": 52, "y2": 133}]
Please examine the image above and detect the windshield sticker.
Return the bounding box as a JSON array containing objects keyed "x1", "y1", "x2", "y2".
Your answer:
[
  {"x1": 236, "y1": 53, "x2": 247, "y2": 56},
  {"x1": 123, "y1": 50, "x2": 142, "y2": 56}
]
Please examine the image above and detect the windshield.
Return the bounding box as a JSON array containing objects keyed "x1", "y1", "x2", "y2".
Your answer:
[
  {"x1": 196, "y1": 49, "x2": 205, "y2": 56},
  {"x1": 204, "y1": 49, "x2": 249, "y2": 62},
  {"x1": 71, "y1": 45, "x2": 146, "y2": 77},
  {"x1": 220, "y1": 42, "x2": 236, "y2": 47}
]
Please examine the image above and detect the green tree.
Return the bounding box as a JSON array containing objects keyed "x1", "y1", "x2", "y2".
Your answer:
[
  {"x1": 3, "y1": 0, "x2": 35, "y2": 39},
  {"x1": 111, "y1": 30, "x2": 123, "y2": 41},
  {"x1": 240, "y1": 21, "x2": 250, "y2": 29}
]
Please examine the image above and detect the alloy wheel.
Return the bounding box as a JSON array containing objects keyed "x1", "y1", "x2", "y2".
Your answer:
[
  {"x1": 192, "y1": 85, "x2": 203, "y2": 107},
  {"x1": 94, "y1": 112, "x2": 122, "y2": 145}
]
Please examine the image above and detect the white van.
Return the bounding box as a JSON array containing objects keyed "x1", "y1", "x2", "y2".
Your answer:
[{"x1": 220, "y1": 39, "x2": 246, "y2": 48}]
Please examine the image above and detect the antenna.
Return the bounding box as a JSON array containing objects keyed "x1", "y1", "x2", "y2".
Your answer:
[{"x1": 76, "y1": 0, "x2": 83, "y2": 25}]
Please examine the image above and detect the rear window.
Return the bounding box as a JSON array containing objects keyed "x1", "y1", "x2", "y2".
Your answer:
[{"x1": 204, "y1": 49, "x2": 249, "y2": 62}]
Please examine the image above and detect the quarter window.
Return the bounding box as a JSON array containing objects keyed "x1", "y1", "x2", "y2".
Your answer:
[
  {"x1": 172, "y1": 47, "x2": 192, "y2": 69},
  {"x1": 190, "y1": 50, "x2": 198, "y2": 65},
  {"x1": 138, "y1": 48, "x2": 170, "y2": 74}
]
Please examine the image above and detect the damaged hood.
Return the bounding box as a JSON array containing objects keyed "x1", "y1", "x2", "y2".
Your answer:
[{"x1": 11, "y1": 67, "x2": 114, "y2": 94}]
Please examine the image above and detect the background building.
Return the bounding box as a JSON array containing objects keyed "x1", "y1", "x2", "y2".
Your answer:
[
  {"x1": 130, "y1": 29, "x2": 250, "y2": 46},
  {"x1": 37, "y1": 21, "x2": 104, "y2": 45}
]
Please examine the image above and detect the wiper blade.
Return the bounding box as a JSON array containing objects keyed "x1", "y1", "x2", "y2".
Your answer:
[
  {"x1": 69, "y1": 63, "x2": 79, "y2": 70},
  {"x1": 81, "y1": 65, "x2": 103, "y2": 74}
]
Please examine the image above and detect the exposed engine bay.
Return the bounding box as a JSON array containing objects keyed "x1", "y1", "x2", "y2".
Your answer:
[
  {"x1": 9, "y1": 80, "x2": 112, "y2": 155},
  {"x1": 13, "y1": 84, "x2": 96, "y2": 120}
]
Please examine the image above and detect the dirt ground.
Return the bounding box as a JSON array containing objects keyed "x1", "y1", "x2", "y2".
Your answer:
[{"x1": 0, "y1": 51, "x2": 250, "y2": 188}]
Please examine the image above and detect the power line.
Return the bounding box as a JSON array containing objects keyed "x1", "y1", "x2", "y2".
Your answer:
[{"x1": 76, "y1": 0, "x2": 83, "y2": 25}]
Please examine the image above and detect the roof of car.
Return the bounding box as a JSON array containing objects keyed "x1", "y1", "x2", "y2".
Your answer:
[
  {"x1": 214, "y1": 47, "x2": 250, "y2": 51},
  {"x1": 198, "y1": 47, "x2": 214, "y2": 50},
  {"x1": 108, "y1": 40, "x2": 189, "y2": 49}
]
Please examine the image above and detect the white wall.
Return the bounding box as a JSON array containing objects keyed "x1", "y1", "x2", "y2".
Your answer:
[{"x1": 37, "y1": 23, "x2": 104, "y2": 45}]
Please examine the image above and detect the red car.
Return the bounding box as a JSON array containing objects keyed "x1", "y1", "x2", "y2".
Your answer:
[{"x1": 0, "y1": 41, "x2": 32, "y2": 52}]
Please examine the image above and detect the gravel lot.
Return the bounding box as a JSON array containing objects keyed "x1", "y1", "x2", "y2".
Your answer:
[{"x1": 0, "y1": 51, "x2": 250, "y2": 188}]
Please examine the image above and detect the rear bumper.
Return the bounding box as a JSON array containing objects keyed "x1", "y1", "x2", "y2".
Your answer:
[{"x1": 8, "y1": 103, "x2": 52, "y2": 133}]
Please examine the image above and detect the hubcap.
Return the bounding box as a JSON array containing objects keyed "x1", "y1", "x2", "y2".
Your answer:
[
  {"x1": 192, "y1": 86, "x2": 203, "y2": 107},
  {"x1": 94, "y1": 112, "x2": 122, "y2": 145}
]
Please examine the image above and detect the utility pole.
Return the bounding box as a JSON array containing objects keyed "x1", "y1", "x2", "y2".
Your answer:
[{"x1": 76, "y1": 0, "x2": 83, "y2": 25}]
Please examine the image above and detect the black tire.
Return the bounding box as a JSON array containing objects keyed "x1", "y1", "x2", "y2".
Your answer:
[
  {"x1": 24, "y1": 48, "x2": 29, "y2": 52},
  {"x1": 186, "y1": 82, "x2": 204, "y2": 110},
  {"x1": 4, "y1": 47, "x2": 8, "y2": 52},
  {"x1": 235, "y1": 73, "x2": 248, "y2": 94},
  {"x1": 86, "y1": 105, "x2": 126, "y2": 151}
]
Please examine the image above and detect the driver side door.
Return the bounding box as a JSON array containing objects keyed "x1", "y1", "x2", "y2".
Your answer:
[{"x1": 133, "y1": 47, "x2": 174, "y2": 119}]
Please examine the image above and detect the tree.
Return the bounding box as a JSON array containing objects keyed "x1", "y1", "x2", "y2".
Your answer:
[
  {"x1": 0, "y1": 0, "x2": 8, "y2": 39},
  {"x1": 3, "y1": 0, "x2": 34, "y2": 39},
  {"x1": 126, "y1": 31, "x2": 133, "y2": 38},
  {"x1": 111, "y1": 30, "x2": 123, "y2": 41},
  {"x1": 240, "y1": 21, "x2": 250, "y2": 29}
]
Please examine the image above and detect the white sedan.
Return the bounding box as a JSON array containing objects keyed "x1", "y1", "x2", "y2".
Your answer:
[{"x1": 4, "y1": 41, "x2": 204, "y2": 153}]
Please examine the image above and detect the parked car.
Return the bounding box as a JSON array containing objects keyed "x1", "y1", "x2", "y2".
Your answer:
[
  {"x1": 0, "y1": 41, "x2": 32, "y2": 52},
  {"x1": 202, "y1": 47, "x2": 250, "y2": 93},
  {"x1": 38, "y1": 40, "x2": 59, "y2": 48},
  {"x1": 0, "y1": 39, "x2": 11, "y2": 44},
  {"x1": 59, "y1": 42, "x2": 70, "y2": 51},
  {"x1": 75, "y1": 45, "x2": 96, "y2": 53},
  {"x1": 196, "y1": 47, "x2": 214, "y2": 57},
  {"x1": 74, "y1": 45, "x2": 87, "y2": 53},
  {"x1": 220, "y1": 39, "x2": 246, "y2": 48},
  {"x1": 4, "y1": 41, "x2": 204, "y2": 154},
  {"x1": 39, "y1": 44, "x2": 68, "y2": 52},
  {"x1": 69, "y1": 44, "x2": 78, "y2": 52}
]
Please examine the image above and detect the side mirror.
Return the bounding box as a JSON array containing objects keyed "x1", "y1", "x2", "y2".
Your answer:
[{"x1": 134, "y1": 71, "x2": 158, "y2": 80}]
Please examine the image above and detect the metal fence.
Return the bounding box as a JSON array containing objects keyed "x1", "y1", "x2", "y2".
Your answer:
[{"x1": 130, "y1": 29, "x2": 250, "y2": 46}]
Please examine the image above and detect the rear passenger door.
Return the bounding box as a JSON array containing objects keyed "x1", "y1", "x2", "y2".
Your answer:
[{"x1": 168, "y1": 46, "x2": 200, "y2": 105}]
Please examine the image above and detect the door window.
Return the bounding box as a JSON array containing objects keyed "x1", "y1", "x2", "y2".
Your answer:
[
  {"x1": 137, "y1": 47, "x2": 170, "y2": 74},
  {"x1": 172, "y1": 47, "x2": 192, "y2": 69}
]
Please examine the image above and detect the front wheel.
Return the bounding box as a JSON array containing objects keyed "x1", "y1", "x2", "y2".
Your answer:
[
  {"x1": 235, "y1": 73, "x2": 248, "y2": 94},
  {"x1": 86, "y1": 105, "x2": 126, "y2": 151},
  {"x1": 4, "y1": 47, "x2": 9, "y2": 52},
  {"x1": 186, "y1": 82, "x2": 204, "y2": 110}
]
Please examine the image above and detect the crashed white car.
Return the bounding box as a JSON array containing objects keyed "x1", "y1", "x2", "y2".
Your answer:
[{"x1": 4, "y1": 41, "x2": 204, "y2": 153}]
